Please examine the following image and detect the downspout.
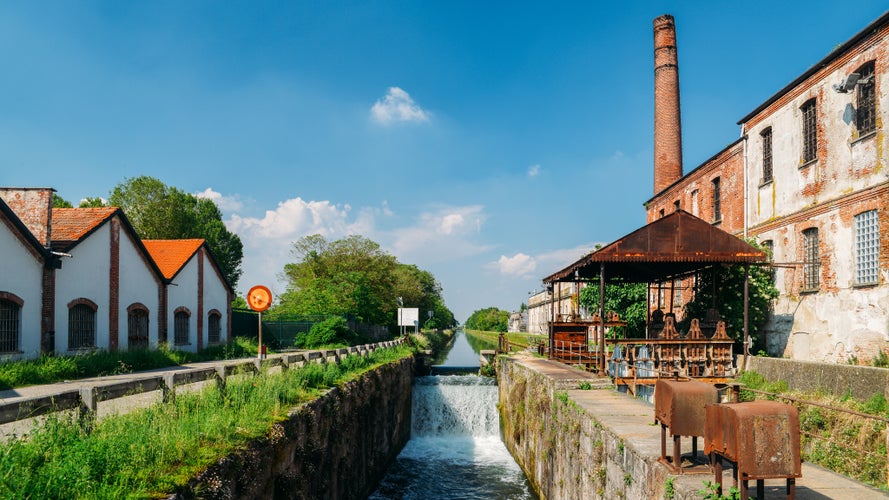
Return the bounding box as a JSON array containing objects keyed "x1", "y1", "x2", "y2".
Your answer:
[{"x1": 742, "y1": 123, "x2": 749, "y2": 239}]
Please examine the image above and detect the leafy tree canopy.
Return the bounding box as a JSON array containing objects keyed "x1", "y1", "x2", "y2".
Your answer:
[
  {"x1": 465, "y1": 307, "x2": 509, "y2": 333},
  {"x1": 51, "y1": 194, "x2": 72, "y2": 208},
  {"x1": 78, "y1": 197, "x2": 107, "y2": 208},
  {"x1": 108, "y1": 176, "x2": 244, "y2": 288},
  {"x1": 578, "y1": 280, "x2": 648, "y2": 338},
  {"x1": 680, "y1": 240, "x2": 778, "y2": 352},
  {"x1": 275, "y1": 234, "x2": 456, "y2": 330}
]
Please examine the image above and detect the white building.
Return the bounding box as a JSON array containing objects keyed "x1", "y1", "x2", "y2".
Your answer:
[
  {"x1": 0, "y1": 196, "x2": 48, "y2": 359},
  {"x1": 144, "y1": 239, "x2": 231, "y2": 352}
]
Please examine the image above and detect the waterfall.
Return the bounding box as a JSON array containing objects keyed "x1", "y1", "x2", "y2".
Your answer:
[
  {"x1": 411, "y1": 375, "x2": 499, "y2": 438},
  {"x1": 370, "y1": 374, "x2": 535, "y2": 499}
]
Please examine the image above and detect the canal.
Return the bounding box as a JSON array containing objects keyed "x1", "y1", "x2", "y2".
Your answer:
[{"x1": 369, "y1": 330, "x2": 536, "y2": 499}]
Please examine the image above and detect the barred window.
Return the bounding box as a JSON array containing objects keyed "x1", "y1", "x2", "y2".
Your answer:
[
  {"x1": 854, "y1": 210, "x2": 879, "y2": 285},
  {"x1": 0, "y1": 298, "x2": 21, "y2": 353},
  {"x1": 802, "y1": 228, "x2": 820, "y2": 291},
  {"x1": 208, "y1": 311, "x2": 221, "y2": 344},
  {"x1": 802, "y1": 99, "x2": 817, "y2": 163},
  {"x1": 712, "y1": 177, "x2": 721, "y2": 222},
  {"x1": 673, "y1": 279, "x2": 683, "y2": 309},
  {"x1": 128, "y1": 306, "x2": 149, "y2": 349},
  {"x1": 761, "y1": 127, "x2": 773, "y2": 183},
  {"x1": 69, "y1": 303, "x2": 96, "y2": 350},
  {"x1": 174, "y1": 310, "x2": 190, "y2": 346},
  {"x1": 857, "y1": 62, "x2": 876, "y2": 136}
]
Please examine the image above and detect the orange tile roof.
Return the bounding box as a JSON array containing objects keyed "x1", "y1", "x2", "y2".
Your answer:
[
  {"x1": 51, "y1": 207, "x2": 119, "y2": 251},
  {"x1": 142, "y1": 239, "x2": 205, "y2": 279}
]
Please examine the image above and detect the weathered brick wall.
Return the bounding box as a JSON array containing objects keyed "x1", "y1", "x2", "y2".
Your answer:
[{"x1": 0, "y1": 187, "x2": 53, "y2": 246}]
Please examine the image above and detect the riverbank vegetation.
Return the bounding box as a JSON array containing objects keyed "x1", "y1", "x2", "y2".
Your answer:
[
  {"x1": 274, "y1": 234, "x2": 456, "y2": 331},
  {"x1": 464, "y1": 307, "x2": 509, "y2": 332},
  {"x1": 737, "y1": 370, "x2": 888, "y2": 488},
  {"x1": 0, "y1": 344, "x2": 415, "y2": 499},
  {"x1": 463, "y1": 329, "x2": 543, "y2": 352}
]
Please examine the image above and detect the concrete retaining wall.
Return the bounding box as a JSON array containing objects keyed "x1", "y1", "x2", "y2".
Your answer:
[
  {"x1": 171, "y1": 357, "x2": 413, "y2": 499},
  {"x1": 741, "y1": 355, "x2": 889, "y2": 400},
  {"x1": 498, "y1": 356, "x2": 666, "y2": 499}
]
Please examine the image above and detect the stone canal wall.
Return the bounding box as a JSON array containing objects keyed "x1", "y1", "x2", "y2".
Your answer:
[
  {"x1": 173, "y1": 357, "x2": 413, "y2": 499},
  {"x1": 498, "y1": 355, "x2": 667, "y2": 499}
]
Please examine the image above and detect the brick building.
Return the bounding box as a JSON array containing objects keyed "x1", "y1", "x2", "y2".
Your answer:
[{"x1": 646, "y1": 12, "x2": 889, "y2": 363}]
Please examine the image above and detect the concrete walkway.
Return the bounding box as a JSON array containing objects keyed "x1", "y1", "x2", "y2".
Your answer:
[{"x1": 563, "y1": 370, "x2": 889, "y2": 499}]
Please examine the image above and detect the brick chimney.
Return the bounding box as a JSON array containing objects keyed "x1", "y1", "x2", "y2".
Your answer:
[
  {"x1": 653, "y1": 14, "x2": 683, "y2": 195},
  {"x1": 0, "y1": 187, "x2": 54, "y2": 246}
]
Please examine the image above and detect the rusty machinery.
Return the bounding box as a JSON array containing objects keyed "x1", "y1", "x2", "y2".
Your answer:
[
  {"x1": 704, "y1": 400, "x2": 801, "y2": 500},
  {"x1": 654, "y1": 378, "x2": 718, "y2": 473}
]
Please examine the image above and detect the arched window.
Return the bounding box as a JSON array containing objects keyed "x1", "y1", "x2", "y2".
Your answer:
[
  {"x1": 208, "y1": 310, "x2": 222, "y2": 344},
  {"x1": 0, "y1": 294, "x2": 22, "y2": 353},
  {"x1": 69, "y1": 299, "x2": 97, "y2": 350},
  {"x1": 856, "y1": 61, "x2": 876, "y2": 136},
  {"x1": 174, "y1": 308, "x2": 190, "y2": 346},
  {"x1": 128, "y1": 304, "x2": 150, "y2": 349}
]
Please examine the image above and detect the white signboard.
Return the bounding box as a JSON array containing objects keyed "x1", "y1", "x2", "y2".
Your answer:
[{"x1": 398, "y1": 308, "x2": 419, "y2": 327}]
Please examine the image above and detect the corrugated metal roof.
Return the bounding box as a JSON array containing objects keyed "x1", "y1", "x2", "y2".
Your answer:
[{"x1": 543, "y1": 210, "x2": 767, "y2": 283}]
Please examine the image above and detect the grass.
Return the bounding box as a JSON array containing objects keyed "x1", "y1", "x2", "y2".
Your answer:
[
  {"x1": 737, "y1": 369, "x2": 889, "y2": 489},
  {"x1": 0, "y1": 337, "x2": 258, "y2": 390},
  {"x1": 0, "y1": 343, "x2": 414, "y2": 499},
  {"x1": 463, "y1": 329, "x2": 544, "y2": 351}
]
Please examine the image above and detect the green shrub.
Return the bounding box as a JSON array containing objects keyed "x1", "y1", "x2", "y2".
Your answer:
[{"x1": 296, "y1": 316, "x2": 365, "y2": 348}]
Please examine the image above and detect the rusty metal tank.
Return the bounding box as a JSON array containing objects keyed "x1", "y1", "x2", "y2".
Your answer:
[
  {"x1": 704, "y1": 400, "x2": 801, "y2": 479},
  {"x1": 654, "y1": 378, "x2": 718, "y2": 437}
]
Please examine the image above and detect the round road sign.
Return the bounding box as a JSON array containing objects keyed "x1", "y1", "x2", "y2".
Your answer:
[{"x1": 247, "y1": 285, "x2": 273, "y2": 312}]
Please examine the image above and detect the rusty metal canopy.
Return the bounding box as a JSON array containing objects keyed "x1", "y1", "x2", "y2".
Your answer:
[{"x1": 543, "y1": 210, "x2": 767, "y2": 283}]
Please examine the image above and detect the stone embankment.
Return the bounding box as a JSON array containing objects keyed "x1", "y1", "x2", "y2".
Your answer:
[
  {"x1": 498, "y1": 353, "x2": 889, "y2": 499},
  {"x1": 172, "y1": 356, "x2": 414, "y2": 499}
]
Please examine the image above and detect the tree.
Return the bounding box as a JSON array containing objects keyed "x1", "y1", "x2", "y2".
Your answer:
[
  {"x1": 465, "y1": 307, "x2": 509, "y2": 332},
  {"x1": 579, "y1": 281, "x2": 648, "y2": 338},
  {"x1": 78, "y1": 197, "x2": 107, "y2": 208},
  {"x1": 276, "y1": 234, "x2": 456, "y2": 331},
  {"x1": 108, "y1": 176, "x2": 243, "y2": 288},
  {"x1": 278, "y1": 235, "x2": 398, "y2": 327},
  {"x1": 680, "y1": 241, "x2": 778, "y2": 352},
  {"x1": 52, "y1": 194, "x2": 73, "y2": 208}
]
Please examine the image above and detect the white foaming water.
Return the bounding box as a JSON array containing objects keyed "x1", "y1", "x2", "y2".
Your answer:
[{"x1": 370, "y1": 375, "x2": 536, "y2": 500}]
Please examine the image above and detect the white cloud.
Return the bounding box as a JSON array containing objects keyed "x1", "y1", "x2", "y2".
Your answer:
[
  {"x1": 489, "y1": 244, "x2": 599, "y2": 278},
  {"x1": 496, "y1": 253, "x2": 537, "y2": 276},
  {"x1": 225, "y1": 197, "x2": 360, "y2": 296},
  {"x1": 527, "y1": 164, "x2": 541, "y2": 177},
  {"x1": 370, "y1": 87, "x2": 430, "y2": 125},
  {"x1": 389, "y1": 205, "x2": 489, "y2": 262},
  {"x1": 195, "y1": 187, "x2": 244, "y2": 212}
]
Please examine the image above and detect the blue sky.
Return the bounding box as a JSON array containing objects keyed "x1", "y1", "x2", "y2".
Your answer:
[{"x1": 2, "y1": 1, "x2": 887, "y2": 321}]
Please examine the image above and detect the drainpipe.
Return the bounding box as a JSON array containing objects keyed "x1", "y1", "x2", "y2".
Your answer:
[{"x1": 742, "y1": 123, "x2": 749, "y2": 239}]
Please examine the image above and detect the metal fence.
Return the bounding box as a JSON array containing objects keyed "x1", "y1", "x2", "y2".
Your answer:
[{"x1": 231, "y1": 310, "x2": 391, "y2": 348}]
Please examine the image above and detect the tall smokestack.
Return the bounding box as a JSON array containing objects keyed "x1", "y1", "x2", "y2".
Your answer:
[{"x1": 653, "y1": 14, "x2": 683, "y2": 195}]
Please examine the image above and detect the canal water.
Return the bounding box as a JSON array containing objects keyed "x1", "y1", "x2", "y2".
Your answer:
[{"x1": 369, "y1": 330, "x2": 536, "y2": 499}]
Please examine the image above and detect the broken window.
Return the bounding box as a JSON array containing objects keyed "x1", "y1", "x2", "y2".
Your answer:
[{"x1": 856, "y1": 61, "x2": 876, "y2": 136}]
